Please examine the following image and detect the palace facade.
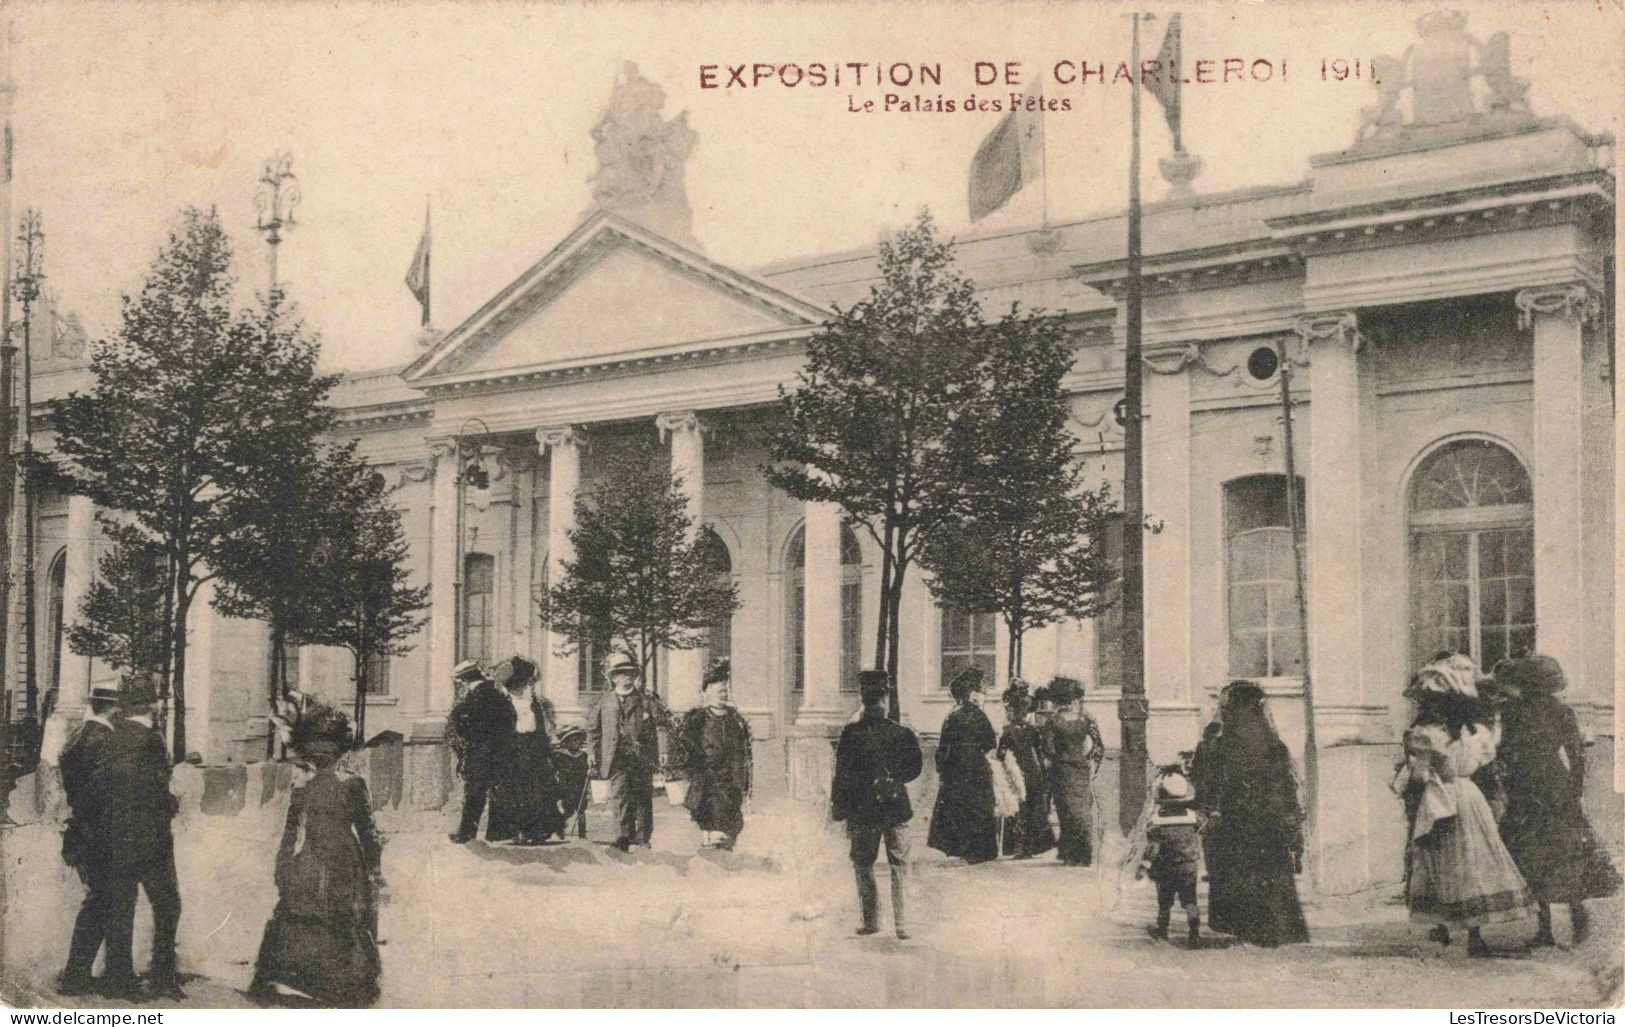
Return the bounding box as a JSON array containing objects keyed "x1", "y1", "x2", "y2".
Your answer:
[{"x1": 10, "y1": 21, "x2": 1617, "y2": 892}]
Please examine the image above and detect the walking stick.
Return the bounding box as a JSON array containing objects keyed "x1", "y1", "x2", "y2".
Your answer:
[{"x1": 575, "y1": 771, "x2": 590, "y2": 838}]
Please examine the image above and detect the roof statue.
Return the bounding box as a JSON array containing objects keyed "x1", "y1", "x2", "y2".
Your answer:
[
  {"x1": 1356, "y1": 11, "x2": 1533, "y2": 146},
  {"x1": 590, "y1": 62, "x2": 698, "y2": 245},
  {"x1": 25, "y1": 289, "x2": 88, "y2": 368}
]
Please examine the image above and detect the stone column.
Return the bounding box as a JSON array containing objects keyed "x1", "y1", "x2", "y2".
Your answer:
[
  {"x1": 40, "y1": 492, "x2": 96, "y2": 765},
  {"x1": 658, "y1": 411, "x2": 706, "y2": 712},
  {"x1": 1517, "y1": 284, "x2": 1596, "y2": 697},
  {"x1": 425, "y1": 439, "x2": 460, "y2": 717},
  {"x1": 511, "y1": 458, "x2": 537, "y2": 662},
  {"x1": 538, "y1": 426, "x2": 582, "y2": 712},
  {"x1": 799, "y1": 499, "x2": 846, "y2": 722},
  {"x1": 1143, "y1": 347, "x2": 1196, "y2": 762}
]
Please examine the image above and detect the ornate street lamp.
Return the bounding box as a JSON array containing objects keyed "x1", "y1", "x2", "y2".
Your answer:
[
  {"x1": 10, "y1": 209, "x2": 41, "y2": 769},
  {"x1": 451, "y1": 418, "x2": 493, "y2": 668},
  {"x1": 253, "y1": 152, "x2": 300, "y2": 294}
]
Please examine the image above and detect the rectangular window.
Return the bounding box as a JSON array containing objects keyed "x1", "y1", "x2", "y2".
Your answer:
[
  {"x1": 577, "y1": 619, "x2": 611, "y2": 693},
  {"x1": 1225, "y1": 477, "x2": 1306, "y2": 679},
  {"x1": 840, "y1": 580, "x2": 863, "y2": 693},
  {"x1": 462, "y1": 553, "x2": 495, "y2": 666},
  {"x1": 1411, "y1": 526, "x2": 1533, "y2": 670},
  {"x1": 363, "y1": 651, "x2": 390, "y2": 696},
  {"x1": 939, "y1": 608, "x2": 997, "y2": 690}
]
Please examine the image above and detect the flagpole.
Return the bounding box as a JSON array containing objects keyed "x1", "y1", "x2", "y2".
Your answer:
[
  {"x1": 423, "y1": 197, "x2": 432, "y2": 328},
  {"x1": 1118, "y1": 10, "x2": 1150, "y2": 834}
]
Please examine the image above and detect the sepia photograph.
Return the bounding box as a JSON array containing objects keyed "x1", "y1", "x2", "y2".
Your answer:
[{"x1": 0, "y1": 0, "x2": 1620, "y2": 1012}]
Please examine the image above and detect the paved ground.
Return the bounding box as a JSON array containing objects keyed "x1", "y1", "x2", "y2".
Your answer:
[{"x1": 3, "y1": 797, "x2": 1620, "y2": 1008}]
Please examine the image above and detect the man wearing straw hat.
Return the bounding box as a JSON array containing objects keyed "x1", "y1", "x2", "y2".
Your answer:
[
  {"x1": 56, "y1": 684, "x2": 125, "y2": 997},
  {"x1": 587, "y1": 654, "x2": 661, "y2": 851},
  {"x1": 448, "y1": 659, "x2": 514, "y2": 844}
]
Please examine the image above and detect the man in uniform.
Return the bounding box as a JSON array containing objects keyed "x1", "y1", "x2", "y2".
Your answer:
[
  {"x1": 587, "y1": 655, "x2": 661, "y2": 851},
  {"x1": 448, "y1": 659, "x2": 514, "y2": 843},
  {"x1": 56, "y1": 685, "x2": 123, "y2": 996}
]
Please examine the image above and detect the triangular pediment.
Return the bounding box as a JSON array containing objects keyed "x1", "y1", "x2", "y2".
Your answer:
[{"x1": 405, "y1": 211, "x2": 830, "y2": 383}]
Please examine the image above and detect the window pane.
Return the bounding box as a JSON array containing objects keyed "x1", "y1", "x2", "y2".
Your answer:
[
  {"x1": 1442, "y1": 534, "x2": 1470, "y2": 580},
  {"x1": 973, "y1": 612, "x2": 996, "y2": 648},
  {"x1": 792, "y1": 584, "x2": 805, "y2": 692},
  {"x1": 941, "y1": 608, "x2": 969, "y2": 649},
  {"x1": 1229, "y1": 584, "x2": 1267, "y2": 632},
  {"x1": 1231, "y1": 534, "x2": 1268, "y2": 582},
  {"x1": 840, "y1": 580, "x2": 863, "y2": 692},
  {"x1": 1478, "y1": 531, "x2": 1504, "y2": 577},
  {"x1": 1411, "y1": 440, "x2": 1532, "y2": 511},
  {"x1": 1230, "y1": 632, "x2": 1268, "y2": 678},
  {"x1": 1507, "y1": 572, "x2": 1534, "y2": 624},
  {"x1": 1480, "y1": 629, "x2": 1507, "y2": 671},
  {"x1": 1271, "y1": 628, "x2": 1304, "y2": 678},
  {"x1": 1480, "y1": 579, "x2": 1506, "y2": 628},
  {"x1": 1504, "y1": 528, "x2": 1533, "y2": 576}
]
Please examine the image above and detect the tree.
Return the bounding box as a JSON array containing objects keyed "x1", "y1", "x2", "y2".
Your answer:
[
  {"x1": 49, "y1": 208, "x2": 327, "y2": 761},
  {"x1": 293, "y1": 449, "x2": 429, "y2": 748},
  {"x1": 918, "y1": 306, "x2": 1119, "y2": 677},
  {"x1": 538, "y1": 449, "x2": 739, "y2": 698},
  {"x1": 65, "y1": 520, "x2": 169, "y2": 685},
  {"x1": 764, "y1": 210, "x2": 986, "y2": 718}
]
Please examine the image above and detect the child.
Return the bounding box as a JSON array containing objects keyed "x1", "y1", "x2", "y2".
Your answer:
[
  {"x1": 1137, "y1": 766, "x2": 1202, "y2": 945},
  {"x1": 551, "y1": 724, "x2": 591, "y2": 840}
]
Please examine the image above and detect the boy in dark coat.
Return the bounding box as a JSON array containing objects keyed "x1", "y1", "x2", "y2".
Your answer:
[
  {"x1": 1138, "y1": 767, "x2": 1203, "y2": 945},
  {"x1": 551, "y1": 725, "x2": 591, "y2": 839},
  {"x1": 832, "y1": 670, "x2": 923, "y2": 940}
]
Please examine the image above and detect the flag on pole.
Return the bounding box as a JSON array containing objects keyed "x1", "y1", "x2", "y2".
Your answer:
[
  {"x1": 1145, "y1": 14, "x2": 1183, "y2": 151},
  {"x1": 968, "y1": 82, "x2": 1045, "y2": 223},
  {"x1": 405, "y1": 201, "x2": 431, "y2": 326}
]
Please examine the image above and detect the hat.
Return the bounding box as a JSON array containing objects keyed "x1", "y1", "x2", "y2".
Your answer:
[
  {"x1": 555, "y1": 723, "x2": 587, "y2": 746},
  {"x1": 857, "y1": 669, "x2": 890, "y2": 705},
  {"x1": 290, "y1": 702, "x2": 353, "y2": 751},
  {"x1": 947, "y1": 666, "x2": 984, "y2": 702},
  {"x1": 1001, "y1": 679, "x2": 1032, "y2": 714},
  {"x1": 89, "y1": 685, "x2": 124, "y2": 705},
  {"x1": 1407, "y1": 653, "x2": 1482, "y2": 700},
  {"x1": 1493, "y1": 652, "x2": 1566, "y2": 695},
  {"x1": 1155, "y1": 770, "x2": 1194, "y2": 804},
  {"x1": 121, "y1": 680, "x2": 159, "y2": 708},
  {"x1": 1046, "y1": 675, "x2": 1085, "y2": 705},
  {"x1": 607, "y1": 654, "x2": 639, "y2": 679},
  {"x1": 495, "y1": 655, "x2": 539, "y2": 690},
  {"x1": 703, "y1": 658, "x2": 731, "y2": 687},
  {"x1": 451, "y1": 659, "x2": 487, "y2": 684}
]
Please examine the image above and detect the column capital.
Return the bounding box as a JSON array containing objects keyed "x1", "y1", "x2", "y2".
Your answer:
[
  {"x1": 655, "y1": 409, "x2": 705, "y2": 441},
  {"x1": 1295, "y1": 311, "x2": 1362, "y2": 352},
  {"x1": 535, "y1": 425, "x2": 583, "y2": 451},
  {"x1": 1515, "y1": 284, "x2": 1601, "y2": 330},
  {"x1": 427, "y1": 437, "x2": 459, "y2": 462}
]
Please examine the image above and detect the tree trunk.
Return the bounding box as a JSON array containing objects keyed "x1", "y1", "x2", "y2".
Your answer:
[
  {"x1": 1008, "y1": 620, "x2": 1022, "y2": 680},
  {"x1": 266, "y1": 620, "x2": 284, "y2": 760},
  {"x1": 170, "y1": 578, "x2": 190, "y2": 765},
  {"x1": 872, "y1": 520, "x2": 894, "y2": 670},
  {"x1": 353, "y1": 650, "x2": 367, "y2": 751},
  {"x1": 158, "y1": 553, "x2": 176, "y2": 731},
  {"x1": 883, "y1": 565, "x2": 906, "y2": 722}
]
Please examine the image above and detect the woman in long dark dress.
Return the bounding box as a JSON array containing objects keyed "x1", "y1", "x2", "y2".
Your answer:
[
  {"x1": 680, "y1": 661, "x2": 754, "y2": 851},
  {"x1": 1041, "y1": 676, "x2": 1104, "y2": 866},
  {"x1": 489, "y1": 656, "x2": 560, "y2": 845},
  {"x1": 251, "y1": 704, "x2": 383, "y2": 1007},
  {"x1": 1493, "y1": 653, "x2": 1621, "y2": 947},
  {"x1": 1199, "y1": 680, "x2": 1309, "y2": 947},
  {"x1": 928, "y1": 667, "x2": 998, "y2": 864},
  {"x1": 998, "y1": 681, "x2": 1054, "y2": 859}
]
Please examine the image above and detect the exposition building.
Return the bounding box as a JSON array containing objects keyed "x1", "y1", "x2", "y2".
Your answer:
[{"x1": 9, "y1": 14, "x2": 1616, "y2": 891}]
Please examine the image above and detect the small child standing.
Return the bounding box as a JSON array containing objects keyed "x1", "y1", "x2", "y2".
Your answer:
[{"x1": 1137, "y1": 767, "x2": 1203, "y2": 945}]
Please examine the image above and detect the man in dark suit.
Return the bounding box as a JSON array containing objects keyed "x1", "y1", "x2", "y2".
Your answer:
[
  {"x1": 831, "y1": 670, "x2": 923, "y2": 940},
  {"x1": 448, "y1": 659, "x2": 515, "y2": 843},
  {"x1": 57, "y1": 686, "x2": 123, "y2": 996},
  {"x1": 587, "y1": 655, "x2": 661, "y2": 851},
  {"x1": 103, "y1": 687, "x2": 185, "y2": 1000}
]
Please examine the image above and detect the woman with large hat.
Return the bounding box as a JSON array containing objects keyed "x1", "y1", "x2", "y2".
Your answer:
[
  {"x1": 678, "y1": 658, "x2": 754, "y2": 851},
  {"x1": 1493, "y1": 653, "x2": 1620, "y2": 947},
  {"x1": 927, "y1": 666, "x2": 999, "y2": 864},
  {"x1": 250, "y1": 703, "x2": 384, "y2": 1006},
  {"x1": 997, "y1": 680, "x2": 1055, "y2": 859},
  {"x1": 1040, "y1": 675, "x2": 1104, "y2": 866},
  {"x1": 489, "y1": 655, "x2": 560, "y2": 845}
]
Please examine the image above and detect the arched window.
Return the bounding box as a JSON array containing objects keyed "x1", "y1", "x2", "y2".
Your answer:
[
  {"x1": 1225, "y1": 474, "x2": 1306, "y2": 678},
  {"x1": 697, "y1": 527, "x2": 733, "y2": 671},
  {"x1": 462, "y1": 552, "x2": 495, "y2": 666},
  {"x1": 45, "y1": 549, "x2": 66, "y2": 703},
  {"x1": 1409, "y1": 439, "x2": 1534, "y2": 670},
  {"x1": 788, "y1": 523, "x2": 864, "y2": 696}
]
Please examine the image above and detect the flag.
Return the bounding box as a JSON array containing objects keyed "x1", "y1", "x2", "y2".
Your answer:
[
  {"x1": 1145, "y1": 14, "x2": 1183, "y2": 151},
  {"x1": 405, "y1": 201, "x2": 431, "y2": 326},
  {"x1": 968, "y1": 83, "x2": 1045, "y2": 222}
]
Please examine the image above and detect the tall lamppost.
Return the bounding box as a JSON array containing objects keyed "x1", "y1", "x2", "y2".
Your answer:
[
  {"x1": 11, "y1": 208, "x2": 41, "y2": 764},
  {"x1": 451, "y1": 419, "x2": 493, "y2": 672},
  {"x1": 254, "y1": 152, "x2": 300, "y2": 294}
]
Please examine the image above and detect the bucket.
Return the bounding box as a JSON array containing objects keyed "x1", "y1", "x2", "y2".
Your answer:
[
  {"x1": 665, "y1": 778, "x2": 690, "y2": 806},
  {"x1": 590, "y1": 778, "x2": 613, "y2": 805}
]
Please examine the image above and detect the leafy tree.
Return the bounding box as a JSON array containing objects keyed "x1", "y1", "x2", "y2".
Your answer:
[
  {"x1": 538, "y1": 448, "x2": 738, "y2": 698},
  {"x1": 919, "y1": 307, "x2": 1119, "y2": 677},
  {"x1": 48, "y1": 208, "x2": 330, "y2": 761},
  {"x1": 65, "y1": 520, "x2": 169, "y2": 686},
  {"x1": 764, "y1": 210, "x2": 986, "y2": 718},
  {"x1": 292, "y1": 449, "x2": 429, "y2": 748}
]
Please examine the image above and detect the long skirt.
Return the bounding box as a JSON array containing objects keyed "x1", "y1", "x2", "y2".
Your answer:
[
  {"x1": 928, "y1": 766, "x2": 998, "y2": 864},
  {"x1": 1006, "y1": 783, "x2": 1056, "y2": 857},
  {"x1": 1500, "y1": 794, "x2": 1621, "y2": 904},
  {"x1": 489, "y1": 732, "x2": 558, "y2": 842},
  {"x1": 1051, "y1": 766, "x2": 1095, "y2": 865},
  {"x1": 1409, "y1": 780, "x2": 1534, "y2": 927},
  {"x1": 684, "y1": 773, "x2": 746, "y2": 839},
  {"x1": 1206, "y1": 821, "x2": 1309, "y2": 946},
  {"x1": 252, "y1": 906, "x2": 380, "y2": 1007}
]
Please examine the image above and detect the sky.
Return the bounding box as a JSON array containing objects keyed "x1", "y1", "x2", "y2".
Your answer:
[{"x1": 8, "y1": 0, "x2": 1621, "y2": 373}]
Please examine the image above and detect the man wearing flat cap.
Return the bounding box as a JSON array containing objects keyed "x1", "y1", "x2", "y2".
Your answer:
[
  {"x1": 587, "y1": 654, "x2": 662, "y2": 851},
  {"x1": 448, "y1": 659, "x2": 515, "y2": 844}
]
